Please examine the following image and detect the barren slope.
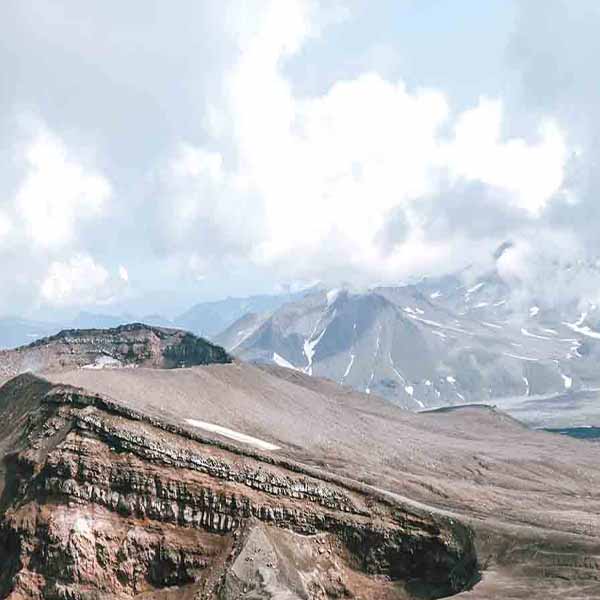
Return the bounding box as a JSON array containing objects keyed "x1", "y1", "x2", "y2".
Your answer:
[{"x1": 32, "y1": 362, "x2": 600, "y2": 599}]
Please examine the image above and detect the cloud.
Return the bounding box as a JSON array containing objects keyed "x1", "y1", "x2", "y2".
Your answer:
[
  {"x1": 0, "y1": 0, "x2": 596, "y2": 316},
  {"x1": 40, "y1": 254, "x2": 126, "y2": 307},
  {"x1": 441, "y1": 98, "x2": 567, "y2": 216},
  {"x1": 159, "y1": 0, "x2": 568, "y2": 287},
  {"x1": 0, "y1": 117, "x2": 115, "y2": 313},
  {"x1": 496, "y1": 232, "x2": 600, "y2": 310},
  {"x1": 14, "y1": 120, "x2": 111, "y2": 248},
  {"x1": 0, "y1": 211, "x2": 11, "y2": 240}
]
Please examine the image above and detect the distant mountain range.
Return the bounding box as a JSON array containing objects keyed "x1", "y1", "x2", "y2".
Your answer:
[
  {"x1": 174, "y1": 292, "x2": 304, "y2": 338},
  {"x1": 214, "y1": 273, "x2": 600, "y2": 414},
  {"x1": 0, "y1": 292, "x2": 304, "y2": 350},
  {"x1": 6, "y1": 268, "x2": 600, "y2": 420},
  {"x1": 0, "y1": 312, "x2": 174, "y2": 350}
]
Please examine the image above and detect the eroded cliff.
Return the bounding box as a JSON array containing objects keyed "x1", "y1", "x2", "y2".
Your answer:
[
  {"x1": 0, "y1": 374, "x2": 478, "y2": 599},
  {"x1": 0, "y1": 324, "x2": 231, "y2": 385}
]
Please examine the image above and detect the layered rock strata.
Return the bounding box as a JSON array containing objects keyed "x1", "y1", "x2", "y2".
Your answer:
[{"x1": 0, "y1": 374, "x2": 478, "y2": 599}]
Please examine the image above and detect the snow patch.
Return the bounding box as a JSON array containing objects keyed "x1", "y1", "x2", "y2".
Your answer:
[
  {"x1": 326, "y1": 288, "x2": 340, "y2": 306},
  {"x1": 503, "y1": 352, "x2": 540, "y2": 362},
  {"x1": 272, "y1": 353, "x2": 299, "y2": 371},
  {"x1": 561, "y1": 374, "x2": 573, "y2": 390},
  {"x1": 82, "y1": 355, "x2": 122, "y2": 370},
  {"x1": 389, "y1": 353, "x2": 405, "y2": 383},
  {"x1": 467, "y1": 282, "x2": 485, "y2": 294},
  {"x1": 343, "y1": 353, "x2": 355, "y2": 379},
  {"x1": 430, "y1": 291, "x2": 442, "y2": 299},
  {"x1": 405, "y1": 385, "x2": 414, "y2": 396},
  {"x1": 521, "y1": 328, "x2": 552, "y2": 340},
  {"x1": 185, "y1": 419, "x2": 280, "y2": 451},
  {"x1": 406, "y1": 313, "x2": 471, "y2": 335},
  {"x1": 529, "y1": 306, "x2": 540, "y2": 317},
  {"x1": 564, "y1": 320, "x2": 600, "y2": 340},
  {"x1": 303, "y1": 326, "x2": 327, "y2": 375},
  {"x1": 430, "y1": 330, "x2": 447, "y2": 339},
  {"x1": 567, "y1": 341, "x2": 582, "y2": 359},
  {"x1": 72, "y1": 516, "x2": 92, "y2": 535}
]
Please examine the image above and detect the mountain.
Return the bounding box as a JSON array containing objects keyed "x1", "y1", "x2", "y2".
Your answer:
[
  {"x1": 214, "y1": 281, "x2": 600, "y2": 422},
  {"x1": 175, "y1": 291, "x2": 305, "y2": 338},
  {"x1": 0, "y1": 313, "x2": 176, "y2": 351},
  {"x1": 0, "y1": 326, "x2": 599, "y2": 598},
  {"x1": 0, "y1": 323, "x2": 231, "y2": 385}
]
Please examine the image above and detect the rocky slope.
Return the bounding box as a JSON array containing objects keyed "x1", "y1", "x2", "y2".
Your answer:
[
  {"x1": 0, "y1": 323, "x2": 231, "y2": 385},
  {"x1": 0, "y1": 328, "x2": 599, "y2": 598},
  {"x1": 0, "y1": 374, "x2": 477, "y2": 599}
]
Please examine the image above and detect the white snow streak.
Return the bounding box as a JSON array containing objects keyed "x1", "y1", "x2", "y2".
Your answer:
[
  {"x1": 343, "y1": 353, "x2": 355, "y2": 379},
  {"x1": 521, "y1": 328, "x2": 553, "y2": 340},
  {"x1": 326, "y1": 289, "x2": 340, "y2": 306},
  {"x1": 185, "y1": 420, "x2": 280, "y2": 451},
  {"x1": 467, "y1": 282, "x2": 485, "y2": 294},
  {"x1": 564, "y1": 320, "x2": 600, "y2": 340},
  {"x1": 303, "y1": 326, "x2": 327, "y2": 375},
  {"x1": 406, "y1": 313, "x2": 471, "y2": 335},
  {"x1": 272, "y1": 353, "x2": 299, "y2": 371},
  {"x1": 503, "y1": 352, "x2": 540, "y2": 362}
]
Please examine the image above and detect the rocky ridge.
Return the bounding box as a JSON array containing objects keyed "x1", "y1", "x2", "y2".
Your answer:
[
  {"x1": 0, "y1": 375, "x2": 477, "y2": 599},
  {"x1": 0, "y1": 323, "x2": 231, "y2": 385},
  {"x1": 1, "y1": 327, "x2": 600, "y2": 598}
]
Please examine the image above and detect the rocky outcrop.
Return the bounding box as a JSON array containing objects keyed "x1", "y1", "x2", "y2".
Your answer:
[
  {"x1": 0, "y1": 374, "x2": 478, "y2": 599},
  {"x1": 0, "y1": 324, "x2": 231, "y2": 385}
]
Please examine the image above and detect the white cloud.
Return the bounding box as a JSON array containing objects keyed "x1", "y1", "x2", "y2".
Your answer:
[
  {"x1": 41, "y1": 254, "x2": 111, "y2": 306},
  {"x1": 495, "y1": 232, "x2": 600, "y2": 309},
  {"x1": 167, "y1": 0, "x2": 569, "y2": 284},
  {"x1": 15, "y1": 123, "x2": 111, "y2": 248},
  {"x1": 443, "y1": 98, "x2": 567, "y2": 215},
  {"x1": 0, "y1": 211, "x2": 10, "y2": 240}
]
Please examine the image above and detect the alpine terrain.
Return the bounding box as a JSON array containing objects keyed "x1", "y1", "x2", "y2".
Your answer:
[
  {"x1": 215, "y1": 267, "x2": 600, "y2": 426},
  {"x1": 0, "y1": 324, "x2": 598, "y2": 598}
]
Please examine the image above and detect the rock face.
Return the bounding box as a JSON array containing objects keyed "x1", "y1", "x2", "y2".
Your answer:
[
  {"x1": 0, "y1": 323, "x2": 231, "y2": 385},
  {"x1": 0, "y1": 375, "x2": 476, "y2": 599},
  {"x1": 1, "y1": 327, "x2": 600, "y2": 599}
]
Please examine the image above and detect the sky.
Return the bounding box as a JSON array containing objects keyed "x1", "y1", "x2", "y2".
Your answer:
[{"x1": 1, "y1": 0, "x2": 599, "y2": 319}]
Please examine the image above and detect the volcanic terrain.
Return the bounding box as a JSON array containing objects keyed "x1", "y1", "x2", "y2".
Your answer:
[{"x1": 0, "y1": 325, "x2": 598, "y2": 598}]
